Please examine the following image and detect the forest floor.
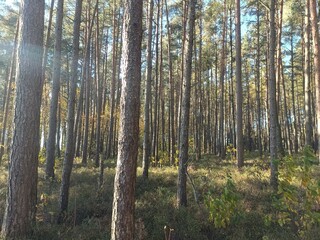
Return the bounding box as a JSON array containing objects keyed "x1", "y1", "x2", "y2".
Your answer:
[{"x1": 0, "y1": 151, "x2": 319, "y2": 239}]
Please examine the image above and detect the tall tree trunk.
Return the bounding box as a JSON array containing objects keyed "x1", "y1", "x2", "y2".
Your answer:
[
  {"x1": 165, "y1": 0, "x2": 175, "y2": 165},
  {"x1": 95, "y1": 11, "x2": 103, "y2": 169},
  {"x1": 99, "y1": 27, "x2": 109, "y2": 187},
  {"x1": 235, "y1": 0, "x2": 244, "y2": 168},
  {"x1": 214, "y1": 49, "x2": 219, "y2": 155},
  {"x1": 82, "y1": 0, "x2": 98, "y2": 165},
  {"x1": 304, "y1": 0, "x2": 312, "y2": 147},
  {"x1": 110, "y1": 0, "x2": 143, "y2": 238},
  {"x1": 177, "y1": 0, "x2": 196, "y2": 208},
  {"x1": 219, "y1": 0, "x2": 227, "y2": 159},
  {"x1": 309, "y1": 0, "x2": 320, "y2": 162},
  {"x1": 196, "y1": 0, "x2": 203, "y2": 161},
  {"x1": 46, "y1": 0, "x2": 64, "y2": 179},
  {"x1": 275, "y1": 0, "x2": 284, "y2": 156},
  {"x1": 159, "y1": 3, "x2": 165, "y2": 154},
  {"x1": 177, "y1": 0, "x2": 188, "y2": 150},
  {"x1": 58, "y1": 0, "x2": 83, "y2": 222},
  {"x1": 40, "y1": 0, "x2": 55, "y2": 152},
  {"x1": 290, "y1": 26, "x2": 298, "y2": 153},
  {"x1": 281, "y1": 60, "x2": 292, "y2": 154},
  {"x1": 1, "y1": 0, "x2": 44, "y2": 237},
  {"x1": 269, "y1": 0, "x2": 279, "y2": 189},
  {"x1": 0, "y1": 20, "x2": 19, "y2": 163},
  {"x1": 256, "y1": 1, "x2": 262, "y2": 157},
  {"x1": 142, "y1": 0, "x2": 153, "y2": 178},
  {"x1": 152, "y1": 0, "x2": 160, "y2": 163},
  {"x1": 245, "y1": 63, "x2": 252, "y2": 151},
  {"x1": 56, "y1": 99, "x2": 61, "y2": 158},
  {"x1": 230, "y1": 12, "x2": 236, "y2": 150},
  {"x1": 82, "y1": 7, "x2": 92, "y2": 166},
  {"x1": 107, "y1": 0, "x2": 119, "y2": 159},
  {"x1": 75, "y1": 83, "x2": 84, "y2": 157}
]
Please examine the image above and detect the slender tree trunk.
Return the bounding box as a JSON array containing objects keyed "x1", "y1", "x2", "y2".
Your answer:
[
  {"x1": 110, "y1": 0, "x2": 143, "y2": 238},
  {"x1": 214, "y1": 49, "x2": 219, "y2": 155},
  {"x1": 245, "y1": 64, "x2": 252, "y2": 151},
  {"x1": 275, "y1": 0, "x2": 284, "y2": 156},
  {"x1": 165, "y1": 0, "x2": 175, "y2": 165},
  {"x1": 281, "y1": 60, "x2": 292, "y2": 154},
  {"x1": 46, "y1": 0, "x2": 64, "y2": 179},
  {"x1": 290, "y1": 26, "x2": 298, "y2": 153},
  {"x1": 40, "y1": 0, "x2": 55, "y2": 152},
  {"x1": 58, "y1": 0, "x2": 83, "y2": 222},
  {"x1": 75, "y1": 83, "x2": 84, "y2": 157},
  {"x1": 1, "y1": 0, "x2": 44, "y2": 237},
  {"x1": 177, "y1": 0, "x2": 196, "y2": 208},
  {"x1": 196, "y1": 0, "x2": 203, "y2": 161},
  {"x1": 229, "y1": 7, "x2": 236, "y2": 149},
  {"x1": 177, "y1": 1, "x2": 188, "y2": 150},
  {"x1": 113, "y1": 21, "x2": 123, "y2": 158},
  {"x1": 82, "y1": 0, "x2": 98, "y2": 165},
  {"x1": 219, "y1": 0, "x2": 227, "y2": 159},
  {"x1": 99, "y1": 27, "x2": 109, "y2": 187},
  {"x1": 56, "y1": 100, "x2": 61, "y2": 158},
  {"x1": 256, "y1": 1, "x2": 263, "y2": 157},
  {"x1": 304, "y1": 0, "x2": 312, "y2": 147},
  {"x1": 310, "y1": 0, "x2": 320, "y2": 162},
  {"x1": 107, "y1": 0, "x2": 119, "y2": 159},
  {"x1": 95, "y1": 9, "x2": 102, "y2": 168},
  {"x1": 41, "y1": 0, "x2": 55, "y2": 91},
  {"x1": 235, "y1": 0, "x2": 244, "y2": 168},
  {"x1": 159, "y1": 3, "x2": 165, "y2": 154},
  {"x1": 152, "y1": 0, "x2": 160, "y2": 163},
  {"x1": 0, "y1": 20, "x2": 19, "y2": 163},
  {"x1": 269, "y1": 0, "x2": 279, "y2": 189},
  {"x1": 142, "y1": 0, "x2": 153, "y2": 178},
  {"x1": 82, "y1": 12, "x2": 91, "y2": 166}
]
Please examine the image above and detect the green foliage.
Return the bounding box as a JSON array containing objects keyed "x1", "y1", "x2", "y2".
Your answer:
[
  {"x1": 38, "y1": 148, "x2": 46, "y2": 165},
  {"x1": 1, "y1": 152, "x2": 319, "y2": 239},
  {"x1": 205, "y1": 173, "x2": 241, "y2": 228},
  {"x1": 268, "y1": 147, "x2": 320, "y2": 236},
  {"x1": 226, "y1": 144, "x2": 237, "y2": 162}
]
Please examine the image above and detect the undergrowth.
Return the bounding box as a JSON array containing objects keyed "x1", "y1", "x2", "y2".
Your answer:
[{"x1": 0, "y1": 151, "x2": 318, "y2": 239}]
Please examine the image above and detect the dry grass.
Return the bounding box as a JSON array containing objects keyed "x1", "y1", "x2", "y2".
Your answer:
[{"x1": 0, "y1": 153, "x2": 318, "y2": 239}]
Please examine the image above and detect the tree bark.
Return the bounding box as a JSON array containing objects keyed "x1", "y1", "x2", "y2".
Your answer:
[
  {"x1": 110, "y1": 0, "x2": 143, "y2": 238},
  {"x1": 235, "y1": 0, "x2": 244, "y2": 168},
  {"x1": 256, "y1": 1, "x2": 262, "y2": 157},
  {"x1": 58, "y1": 0, "x2": 83, "y2": 222},
  {"x1": 219, "y1": 0, "x2": 227, "y2": 159},
  {"x1": 142, "y1": 0, "x2": 154, "y2": 178},
  {"x1": 290, "y1": 26, "x2": 298, "y2": 153},
  {"x1": 269, "y1": 0, "x2": 278, "y2": 189},
  {"x1": 107, "y1": 0, "x2": 119, "y2": 159},
  {"x1": 95, "y1": 9, "x2": 102, "y2": 169},
  {"x1": 177, "y1": 0, "x2": 196, "y2": 208},
  {"x1": 304, "y1": 0, "x2": 312, "y2": 147},
  {"x1": 152, "y1": 0, "x2": 160, "y2": 164},
  {"x1": 0, "y1": 20, "x2": 19, "y2": 163},
  {"x1": 82, "y1": 0, "x2": 98, "y2": 165},
  {"x1": 309, "y1": 0, "x2": 320, "y2": 162},
  {"x1": 275, "y1": 0, "x2": 284, "y2": 156},
  {"x1": 1, "y1": 0, "x2": 44, "y2": 237},
  {"x1": 46, "y1": 0, "x2": 64, "y2": 179},
  {"x1": 165, "y1": 0, "x2": 175, "y2": 165}
]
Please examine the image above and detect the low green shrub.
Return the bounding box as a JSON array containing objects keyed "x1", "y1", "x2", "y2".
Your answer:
[
  {"x1": 204, "y1": 173, "x2": 241, "y2": 228},
  {"x1": 268, "y1": 146, "x2": 320, "y2": 236}
]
